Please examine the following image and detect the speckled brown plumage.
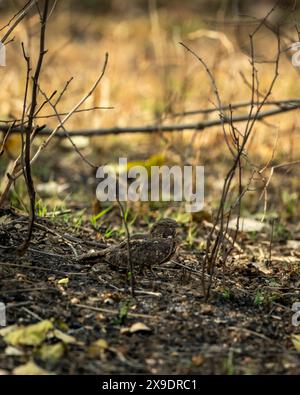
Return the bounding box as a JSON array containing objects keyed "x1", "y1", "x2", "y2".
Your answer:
[{"x1": 77, "y1": 218, "x2": 179, "y2": 272}]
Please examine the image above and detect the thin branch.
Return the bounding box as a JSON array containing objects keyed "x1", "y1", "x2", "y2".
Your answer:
[
  {"x1": 19, "y1": 0, "x2": 49, "y2": 253},
  {"x1": 0, "y1": 106, "x2": 113, "y2": 124},
  {"x1": 2, "y1": 100, "x2": 299, "y2": 137},
  {"x1": 25, "y1": 53, "x2": 109, "y2": 171},
  {"x1": 1, "y1": 0, "x2": 35, "y2": 44},
  {"x1": 171, "y1": 99, "x2": 300, "y2": 117},
  {"x1": 116, "y1": 194, "x2": 135, "y2": 299}
]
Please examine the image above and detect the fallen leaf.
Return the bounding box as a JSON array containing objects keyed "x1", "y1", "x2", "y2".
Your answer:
[
  {"x1": 292, "y1": 335, "x2": 300, "y2": 352},
  {"x1": 37, "y1": 343, "x2": 65, "y2": 364},
  {"x1": 3, "y1": 320, "x2": 53, "y2": 347},
  {"x1": 121, "y1": 322, "x2": 152, "y2": 335},
  {"x1": 13, "y1": 361, "x2": 53, "y2": 375},
  {"x1": 52, "y1": 329, "x2": 77, "y2": 344},
  {"x1": 4, "y1": 346, "x2": 24, "y2": 356},
  {"x1": 57, "y1": 278, "x2": 69, "y2": 285},
  {"x1": 0, "y1": 325, "x2": 18, "y2": 337},
  {"x1": 88, "y1": 339, "x2": 109, "y2": 358}
]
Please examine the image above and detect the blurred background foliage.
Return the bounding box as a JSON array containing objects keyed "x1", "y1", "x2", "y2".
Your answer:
[
  {"x1": 2, "y1": 1, "x2": 298, "y2": 15},
  {"x1": 1, "y1": 0, "x2": 300, "y2": 225}
]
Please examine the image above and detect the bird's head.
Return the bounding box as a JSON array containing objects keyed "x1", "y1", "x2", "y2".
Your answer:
[{"x1": 150, "y1": 218, "x2": 179, "y2": 239}]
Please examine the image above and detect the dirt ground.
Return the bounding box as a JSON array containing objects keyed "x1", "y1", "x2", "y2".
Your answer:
[{"x1": 0, "y1": 207, "x2": 299, "y2": 375}]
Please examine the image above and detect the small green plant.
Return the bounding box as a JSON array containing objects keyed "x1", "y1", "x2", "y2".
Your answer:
[
  {"x1": 35, "y1": 200, "x2": 48, "y2": 217},
  {"x1": 223, "y1": 349, "x2": 235, "y2": 375},
  {"x1": 221, "y1": 288, "x2": 232, "y2": 300},
  {"x1": 127, "y1": 271, "x2": 132, "y2": 281},
  {"x1": 73, "y1": 209, "x2": 86, "y2": 231},
  {"x1": 90, "y1": 206, "x2": 112, "y2": 231},
  {"x1": 254, "y1": 290, "x2": 265, "y2": 305},
  {"x1": 115, "y1": 300, "x2": 132, "y2": 325},
  {"x1": 104, "y1": 227, "x2": 114, "y2": 238}
]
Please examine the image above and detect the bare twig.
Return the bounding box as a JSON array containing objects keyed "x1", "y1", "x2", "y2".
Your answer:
[
  {"x1": 1, "y1": 100, "x2": 299, "y2": 137},
  {"x1": 19, "y1": 0, "x2": 49, "y2": 253},
  {"x1": 116, "y1": 185, "x2": 135, "y2": 299},
  {"x1": 73, "y1": 303, "x2": 157, "y2": 319},
  {"x1": 0, "y1": 54, "x2": 109, "y2": 204},
  {"x1": 1, "y1": 0, "x2": 35, "y2": 44}
]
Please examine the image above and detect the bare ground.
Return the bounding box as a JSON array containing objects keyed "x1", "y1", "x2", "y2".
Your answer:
[{"x1": 0, "y1": 208, "x2": 299, "y2": 375}]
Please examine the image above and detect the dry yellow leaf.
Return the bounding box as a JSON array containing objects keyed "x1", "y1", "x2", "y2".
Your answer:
[
  {"x1": 13, "y1": 361, "x2": 53, "y2": 375},
  {"x1": 3, "y1": 320, "x2": 53, "y2": 347}
]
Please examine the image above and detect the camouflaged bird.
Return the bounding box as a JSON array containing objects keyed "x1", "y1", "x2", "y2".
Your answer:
[{"x1": 77, "y1": 218, "x2": 179, "y2": 273}]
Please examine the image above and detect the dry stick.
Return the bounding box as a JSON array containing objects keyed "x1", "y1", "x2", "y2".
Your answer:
[
  {"x1": 258, "y1": 129, "x2": 279, "y2": 222},
  {"x1": 0, "y1": 0, "x2": 35, "y2": 44},
  {"x1": 37, "y1": 86, "x2": 97, "y2": 169},
  {"x1": 180, "y1": 42, "x2": 233, "y2": 156},
  {"x1": 220, "y1": 109, "x2": 242, "y2": 267},
  {"x1": 20, "y1": 0, "x2": 49, "y2": 254},
  {"x1": 2, "y1": 98, "x2": 300, "y2": 137},
  {"x1": 268, "y1": 218, "x2": 275, "y2": 264},
  {"x1": 0, "y1": 0, "x2": 36, "y2": 207},
  {"x1": 0, "y1": 106, "x2": 113, "y2": 124},
  {"x1": 0, "y1": 1, "x2": 31, "y2": 33},
  {"x1": 0, "y1": 54, "x2": 109, "y2": 206},
  {"x1": 205, "y1": 12, "x2": 281, "y2": 299},
  {"x1": 116, "y1": 184, "x2": 135, "y2": 299},
  {"x1": 0, "y1": 121, "x2": 16, "y2": 156},
  {"x1": 171, "y1": 99, "x2": 300, "y2": 117},
  {"x1": 54, "y1": 77, "x2": 73, "y2": 106},
  {"x1": 32, "y1": 89, "x2": 57, "y2": 121},
  {"x1": 16, "y1": 53, "x2": 109, "y2": 178},
  {"x1": 10, "y1": 43, "x2": 32, "y2": 215},
  {"x1": 181, "y1": 10, "x2": 281, "y2": 299},
  {"x1": 180, "y1": 41, "x2": 231, "y2": 295},
  {"x1": 19, "y1": 42, "x2": 31, "y2": 210},
  {"x1": 73, "y1": 303, "x2": 157, "y2": 320}
]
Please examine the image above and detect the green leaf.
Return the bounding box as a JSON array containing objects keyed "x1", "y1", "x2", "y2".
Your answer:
[{"x1": 93, "y1": 206, "x2": 112, "y2": 221}]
